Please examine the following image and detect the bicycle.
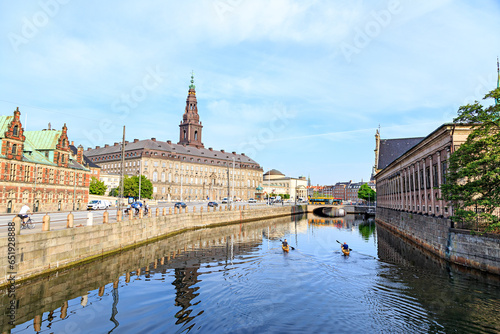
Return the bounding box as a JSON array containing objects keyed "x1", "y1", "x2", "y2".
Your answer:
[{"x1": 20, "y1": 216, "x2": 35, "y2": 229}]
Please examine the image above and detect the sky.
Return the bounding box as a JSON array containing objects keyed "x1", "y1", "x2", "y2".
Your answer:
[{"x1": 1, "y1": 0, "x2": 500, "y2": 185}]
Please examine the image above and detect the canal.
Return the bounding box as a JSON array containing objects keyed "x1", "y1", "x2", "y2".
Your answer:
[{"x1": 2, "y1": 213, "x2": 500, "y2": 333}]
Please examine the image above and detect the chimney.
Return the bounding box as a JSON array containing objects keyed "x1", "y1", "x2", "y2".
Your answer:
[
  {"x1": 87, "y1": 147, "x2": 91, "y2": 151},
  {"x1": 151, "y1": 138, "x2": 156, "y2": 141},
  {"x1": 104, "y1": 144, "x2": 109, "y2": 148},
  {"x1": 167, "y1": 140, "x2": 172, "y2": 144},
  {"x1": 125, "y1": 140, "x2": 129, "y2": 144},
  {"x1": 114, "y1": 142, "x2": 119, "y2": 146},
  {"x1": 232, "y1": 151, "x2": 236, "y2": 155},
  {"x1": 241, "y1": 153, "x2": 245, "y2": 156},
  {"x1": 71, "y1": 141, "x2": 74, "y2": 146},
  {"x1": 134, "y1": 139, "x2": 139, "y2": 143},
  {"x1": 221, "y1": 149, "x2": 225, "y2": 153},
  {"x1": 96, "y1": 146, "x2": 100, "y2": 149},
  {"x1": 77, "y1": 145, "x2": 84, "y2": 164},
  {"x1": 209, "y1": 147, "x2": 213, "y2": 151}
]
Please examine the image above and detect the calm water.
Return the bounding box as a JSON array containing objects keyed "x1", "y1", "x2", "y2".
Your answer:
[{"x1": 2, "y1": 214, "x2": 500, "y2": 334}]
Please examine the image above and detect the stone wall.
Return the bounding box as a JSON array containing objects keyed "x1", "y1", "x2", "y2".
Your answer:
[
  {"x1": 0, "y1": 205, "x2": 307, "y2": 287},
  {"x1": 376, "y1": 207, "x2": 500, "y2": 275}
]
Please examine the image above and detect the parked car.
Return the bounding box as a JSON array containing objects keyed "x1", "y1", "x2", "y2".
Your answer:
[
  {"x1": 248, "y1": 198, "x2": 257, "y2": 203},
  {"x1": 221, "y1": 197, "x2": 229, "y2": 204},
  {"x1": 208, "y1": 201, "x2": 218, "y2": 207},
  {"x1": 87, "y1": 200, "x2": 107, "y2": 210},
  {"x1": 174, "y1": 202, "x2": 187, "y2": 208}
]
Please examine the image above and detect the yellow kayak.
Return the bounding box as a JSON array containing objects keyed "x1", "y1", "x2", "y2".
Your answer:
[
  {"x1": 341, "y1": 247, "x2": 350, "y2": 256},
  {"x1": 282, "y1": 245, "x2": 290, "y2": 252}
]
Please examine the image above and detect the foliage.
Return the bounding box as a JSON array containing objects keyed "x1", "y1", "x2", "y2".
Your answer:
[
  {"x1": 358, "y1": 184, "x2": 376, "y2": 202},
  {"x1": 109, "y1": 188, "x2": 119, "y2": 197},
  {"x1": 89, "y1": 177, "x2": 107, "y2": 196},
  {"x1": 441, "y1": 88, "x2": 500, "y2": 232},
  {"x1": 122, "y1": 175, "x2": 153, "y2": 199},
  {"x1": 358, "y1": 221, "x2": 376, "y2": 240}
]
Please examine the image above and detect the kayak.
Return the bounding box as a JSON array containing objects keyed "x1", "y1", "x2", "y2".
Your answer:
[
  {"x1": 341, "y1": 247, "x2": 350, "y2": 256},
  {"x1": 282, "y1": 245, "x2": 290, "y2": 252}
]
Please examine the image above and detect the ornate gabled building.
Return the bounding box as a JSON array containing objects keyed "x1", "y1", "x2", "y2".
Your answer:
[
  {"x1": 0, "y1": 108, "x2": 92, "y2": 213},
  {"x1": 84, "y1": 75, "x2": 264, "y2": 201}
]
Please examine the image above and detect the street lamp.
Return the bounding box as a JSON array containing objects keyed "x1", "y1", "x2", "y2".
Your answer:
[
  {"x1": 137, "y1": 161, "x2": 142, "y2": 201},
  {"x1": 232, "y1": 157, "x2": 235, "y2": 205}
]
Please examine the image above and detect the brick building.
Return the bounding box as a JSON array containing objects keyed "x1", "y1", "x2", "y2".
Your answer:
[
  {"x1": 0, "y1": 108, "x2": 92, "y2": 213},
  {"x1": 84, "y1": 75, "x2": 263, "y2": 201}
]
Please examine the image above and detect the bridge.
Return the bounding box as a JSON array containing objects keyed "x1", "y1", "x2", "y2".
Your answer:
[{"x1": 307, "y1": 205, "x2": 376, "y2": 217}]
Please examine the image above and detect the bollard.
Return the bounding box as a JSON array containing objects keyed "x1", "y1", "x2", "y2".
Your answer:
[
  {"x1": 67, "y1": 213, "x2": 74, "y2": 228},
  {"x1": 193, "y1": 206, "x2": 196, "y2": 213},
  {"x1": 117, "y1": 210, "x2": 122, "y2": 222},
  {"x1": 185, "y1": 206, "x2": 188, "y2": 214},
  {"x1": 163, "y1": 207, "x2": 167, "y2": 216},
  {"x1": 139, "y1": 209, "x2": 143, "y2": 219},
  {"x1": 86, "y1": 212, "x2": 93, "y2": 226},
  {"x1": 42, "y1": 213, "x2": 51, "y2": 231},
  {"x1": 174, "y1": 207, "x2": 177, "y2": 214},
  {"x1": 12, "y1": 216, "x2": 21, "y2": 235},
  {"x1": 128, "y1": 209, "x2": 133, "y2": 220},
  {"x1": 202, "y1": 206, "x2": 205, "y2": 213},
  {"x1": 98, "y1": 286, "x2": 105, "y2": 297},
  {"x1": 125, "y1": 272, "x2": 131, "y2": 283},
  {"x1": 80, "y1": 293, "x2": 88, "y2": 307},
  {"x1": 103, "y1": 211, "x2": 109, "y2": 224},
  {"x1": 219, "y1": 205, "x2": 222, "y2": 211},
  {"x1": 169, "y1": 207, "x2": 172, "y2": 215},
  {"x1": 154, "y1": 208, "x2": 158, "y2": 217}
]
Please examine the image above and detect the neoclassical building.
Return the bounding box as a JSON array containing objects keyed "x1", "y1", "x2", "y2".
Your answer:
[
  {"x1": 0, "y1": 108, "x2": 92, "y2": 213},
  {"x1": 84, "y1": 75, "x2": 264, "y2": 201},
  {"x1": 374, "y1": 124, "x2": 472, "y2": 218},
  {"x1": 261, "y1": 169, "x2": 308, "y2": 200}
]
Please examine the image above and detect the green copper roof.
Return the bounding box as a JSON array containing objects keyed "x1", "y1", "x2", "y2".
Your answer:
[
  {"x1": 0, "y1": 116, "x2": 13, "y2": 138},
  {"x1": 22, "y1": 136, "x2": 56, "y2": 165},
  {"x1": 24, "y1": 130, "x2": 62, "y2": 150}
]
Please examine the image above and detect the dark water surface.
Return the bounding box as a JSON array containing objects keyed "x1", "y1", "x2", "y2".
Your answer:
[{"x1": 2, "y1": 214, "x2": 500, "y2": 333}]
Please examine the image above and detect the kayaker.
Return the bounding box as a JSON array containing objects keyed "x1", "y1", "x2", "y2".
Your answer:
[
  {"x1": 282, "y1": 239, "x2": 288, "y2": 248},
  {"x1": 342, "y1": 242, "x2": 349, "y2": 251}
]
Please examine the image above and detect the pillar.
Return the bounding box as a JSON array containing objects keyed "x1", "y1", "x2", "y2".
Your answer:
[
  {"x1": 67, "y1": 212, "x2": 74, "y2": 228},
  {"x1": 117, "y1": 210, "x2": 122, "y2": 222},
  {"x1": 103, "y1": 211, "x2": 109, "y2": 224},
  {"x1": 86, "y1": 212, "x2": 93, "y2": 226},
  {"x1": 42, "y1": 213, "x2": 51, "y2": 231},
  {"x1": 12, "y1": 216, "x2": 21, "y2": 235}
]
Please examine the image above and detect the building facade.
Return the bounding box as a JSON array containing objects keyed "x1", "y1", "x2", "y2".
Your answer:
[
  {"x1": 374, "y1": 124, "x2": 472, "y2": 218},
  {"x1": 0, "y1": 108, "x2": 92, "y2": 213},
  {"x1": 261, "y1": 169, "x2": 308, "y2": 200},
  {"x1": 84, "y1": 76, "x2": 264, "y2": 201}
]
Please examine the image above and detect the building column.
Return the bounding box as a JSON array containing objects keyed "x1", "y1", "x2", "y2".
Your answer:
[
  {"x1": 399, "y1": 173, "x2": 404, "y2": 210},
  {"x1": 436, "y1": 151, "x2": 443, "y2": 216},
  {"x1": 446, "y1": 147, "x2": 452, "y2": 217},
  {"x1": 422, "y1": 159, "x2": 428, "y2": 214},
  {"x1": 417, "y1": 162, "x2": 422, "y2": 213},
  {"x1": 429, "y1": 155, "x2": 435, "y2": 216}
]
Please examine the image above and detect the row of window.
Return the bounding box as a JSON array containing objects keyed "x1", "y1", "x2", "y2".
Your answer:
[{"x1": 2, "y1": 163, "x2": 87, "y2": 186}]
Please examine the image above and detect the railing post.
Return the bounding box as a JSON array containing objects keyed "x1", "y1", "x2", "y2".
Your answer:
[
  {"x1": 163, "y1": 207, "x2": 167, "y2": 216},
  {"x1": 201, "y1": 206, "x2": 205, "y2": 213},
  {"x1": 169, "y1": 207, "x2": 172, "y2": 215},
  {"x1": 67, "y1": 212, "x2": 74, "y2": 228},
  {"x1": 42, "y1": 213, "x2": 51, "y2": 231},
  {"x1": 117, "y1": 210, "x2": 122, "y2": 222},
  {"x1": 103, "y1": 211, "x2": 109, "y2": 224},
  {"x1": 174, "y1": 207, "x2": 177, "y2": 214},
  {"x1": 155, "y1": 208, "x2": 158, "y2": 217},
  {"x1": 193, "y1": 206, "x2": 196, "y2": 213},
  {"x1": 12, "y1": 216, "x2": 21, "y2": 235},
  {"x1": 86, "y1": 212, "x2": 93, "y2": 226},
  {"x1": 138, "y1": 209, "x2": 143, "y2": 219},
  {"x1": 185, "y1": 206, "x2": 188, "y2": 214},
  {"x1": 128, "y1": 209, "x2": 133, "y2": 220}
]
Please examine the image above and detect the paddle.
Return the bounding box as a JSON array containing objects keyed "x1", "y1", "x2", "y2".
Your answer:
[
  {"x1": 336, "y1": 240, "x2": 352, "y2": 251},
  {"x1": 280, "y1": 239, "x2": 295, "y2": 250}
]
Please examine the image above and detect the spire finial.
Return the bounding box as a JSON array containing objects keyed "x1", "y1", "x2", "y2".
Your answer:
[{"x1": 189, "y1": 70, "x2": 195, "y2": 90}]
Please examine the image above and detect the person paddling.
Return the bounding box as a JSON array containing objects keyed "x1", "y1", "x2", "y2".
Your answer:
[
  {"x1": 282, "y1": 239, "x2": 288, "y2": 248},
  {"x1": 342, "y1": 242, "x2": 349, "y2": 251}
]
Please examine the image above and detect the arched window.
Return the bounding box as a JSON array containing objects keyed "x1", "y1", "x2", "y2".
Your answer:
[
  {"x1": 13, "y1": 125, "x2": 18, "y2": 136},
  {"x1": 11, "y1": 144, "x2": 17, "y2": 155},
  {"x1": 194, "y1": 131, "x2": 198, "y2": 141},
  {"x1": 183, "y1": 130, "x2": 187, "y2": 139}
]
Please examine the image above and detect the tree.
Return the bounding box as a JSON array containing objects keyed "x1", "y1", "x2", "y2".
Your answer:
[
  {"x1": 89, "y1": 176, "x2": 107, "y2": 196},
  {"x1": 441, "y1": 88, "x2": 500, "y2": 232},
  {"x1": 121, "y1": 175, "x2": 153, "y2": 199},
  {"x1": 358, "y1": 183, "x2": 376, "y2": 202}
]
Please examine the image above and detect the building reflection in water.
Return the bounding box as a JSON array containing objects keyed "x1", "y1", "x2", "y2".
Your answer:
[{"x1": 172, "y1": 265, "x2": 201, "y2": 328}]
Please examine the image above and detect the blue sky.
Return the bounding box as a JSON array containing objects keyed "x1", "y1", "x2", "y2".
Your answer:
[{"x1": 1, "y1": 0, "x2": 500, "y2": 185}]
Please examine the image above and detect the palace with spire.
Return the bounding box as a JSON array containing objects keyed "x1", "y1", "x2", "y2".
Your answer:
[{"x1": 84, "y1": 74, "x2": 264, "y2": 201}]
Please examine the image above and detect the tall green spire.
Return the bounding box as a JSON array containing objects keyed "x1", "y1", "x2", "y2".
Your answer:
[{"x1": 189, "y1": 70, "x2": 196, "y2": 90}]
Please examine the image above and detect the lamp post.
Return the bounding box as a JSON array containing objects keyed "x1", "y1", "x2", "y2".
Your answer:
[
  {"x1": 137, "y1": 161, "x2": 142, "y2": 201},
  {"x1": 232, "y1": 157, "x2": 235, "y2": 205}
]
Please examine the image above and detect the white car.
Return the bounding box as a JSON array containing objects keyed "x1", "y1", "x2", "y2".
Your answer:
[
  {"x1": 221, "y1": 198, "x2": 228, "y2": 204},
  {"x1": 87, "y1": 200, "x2": 107, "y2": 210},
  {"x1": 248, "y1": 198, "x2": 257, "y2": 203}
]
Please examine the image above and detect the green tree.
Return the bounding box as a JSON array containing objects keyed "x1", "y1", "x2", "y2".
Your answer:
[
  {"x1": 441, "y1": 88, "x2": 500, "y2": 232},
  {"x1": 122, "y1": 175, "x2": 153, "y2": 199},
  {"x1": 358, "y1": 183, "x2": 376, "y2": 202},
  {"x1": 89, "y1": 176, "x2": 107, "y2": 195}
]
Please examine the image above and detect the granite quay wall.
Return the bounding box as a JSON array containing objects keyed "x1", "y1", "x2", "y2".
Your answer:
[
  {"x1": 0, "y1": 205, "x2": 307, "y2": 287},
  {"x1": 0, "y1": 216, "x2": 301, "y2": 332},
  {"x1": 376, "y1": 207, "x2": 500, "y2": 275}
]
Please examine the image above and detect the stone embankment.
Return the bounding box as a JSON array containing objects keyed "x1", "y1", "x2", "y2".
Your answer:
[
  {"x1": 1, "y1": 205, "x2": 306, "y2": 287},
  {"x1": 376, "y1": 207, "x2": 500, "y2": 275}
]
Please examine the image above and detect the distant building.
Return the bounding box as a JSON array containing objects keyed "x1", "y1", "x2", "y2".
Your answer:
[
  {"x1": 262, "y1": 169, "x2": 308, "y2": 200},
  {"x1": 0, "y1": 108, "x2": 91, "y2": 213},
  {"x1": 99, "y1": 172, "x2": 120, "y2": 195},
  {"x1": 84, "y1": 75, "x2": 263, "y2": 201}
]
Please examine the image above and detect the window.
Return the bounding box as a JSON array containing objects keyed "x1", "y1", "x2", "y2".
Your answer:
[
  {"x1": 432, "y1": 164, "x2": 438, "y2": 186},
  {"x1": 169, "y1": 173, "x2": 172, "y2": 182},
  {"x1": 161, "y1": 172, "x2": 165, "y2": 182},
  {"x1": 153, "y1": 186, "x2": 157, "y2": 193},
  {"x1": 441, "y1": 161, "x2": 447, "y2": 184},
  {"x1": 420, "y1": 170, "x2": 424, "y2": 189},
  {"x1": 11, "y1": 144, "x2": 17, "y2": 155},
  {"x1": 13, "y1": 125, "x2": 18, "y2": 136},
  {"x1": 194, "y1": 131, "x2": 198, "y2": 141},
  {"x1": 154, "y1": 161, "x2": 158, "y2": 167},
  {"x1": 153, "y1": 172, "x2": 158, "y2": 182},
  {"x1": 425, "y1": 167, "x2": 430, "y2": 189}
]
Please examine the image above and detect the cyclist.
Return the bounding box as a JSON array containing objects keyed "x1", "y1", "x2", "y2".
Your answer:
[{"x1": 18, "y1": 203, "x2": 31, "y2": 226}]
